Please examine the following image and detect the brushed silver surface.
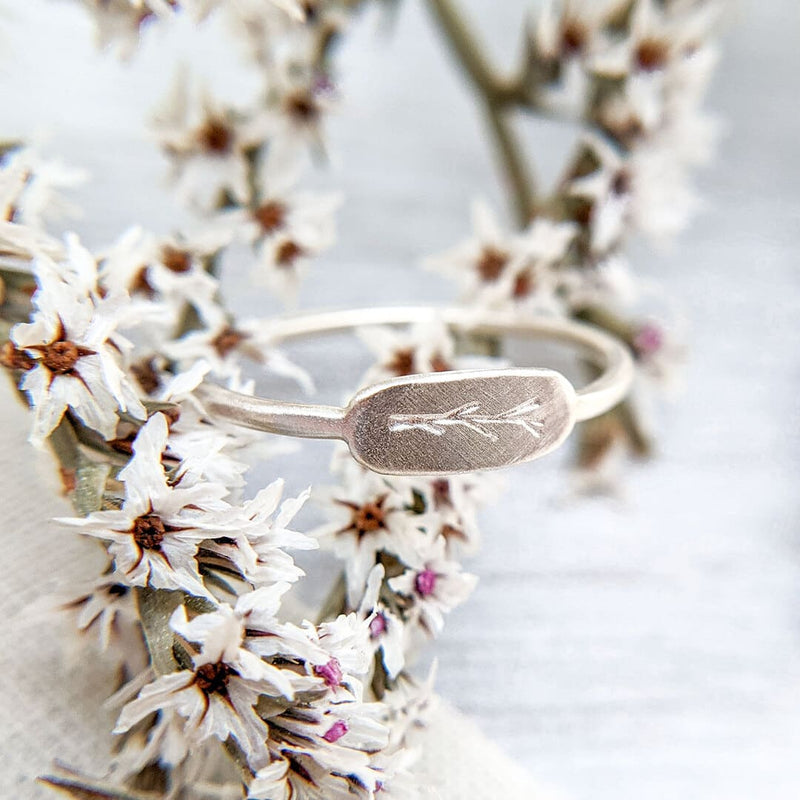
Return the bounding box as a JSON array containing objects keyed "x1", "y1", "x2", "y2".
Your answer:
[
  {"x1": 344, "y1": 368, "x2": 576, "y2": 474},
  {"x1": 197, "y1": 307, "x2": 632, "y2": 475}
]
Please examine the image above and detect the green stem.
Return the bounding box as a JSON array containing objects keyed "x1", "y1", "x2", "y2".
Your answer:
[
  {"x1": 483, "y1": 100, "x2": 536, "y2": 227},
  {"x1": 316, "y1": 571, "x2": 348, "y2": 622},
  {"x1": 135, "y1": 587, "x2": 184, "y2": 676},
  {"x1": 424, "y1": 0, "x2": 537, "y2": 226},
  {"x1": 425, "y1": 0, "x2": 502, "y2": 96}
]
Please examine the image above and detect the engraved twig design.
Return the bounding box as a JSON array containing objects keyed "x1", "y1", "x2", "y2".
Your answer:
[{"x1": 388, "y1": 399, "x2": 543, "y2": 442}]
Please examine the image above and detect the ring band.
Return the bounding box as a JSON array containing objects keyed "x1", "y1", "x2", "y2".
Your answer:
[{"x1": 197, "y1": 307, "x2": 634, "y2": 475}]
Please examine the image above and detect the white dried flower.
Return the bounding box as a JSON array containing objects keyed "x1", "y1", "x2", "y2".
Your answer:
[
  {"x1": 80, "y1": 0, "x2": 177, "y2": 59},
  {"x1": 224, "y1": 150, "x2": 341, "y2": 303},
  {"x1": 199, "y1": 478, "x2": 316, "y2": 588},
  {"x1": 561, "y1": 253, "x2": 640, "y2": 310},
  {"x1": 248, "y1": 699, "x2": 390, "y2": 799},
  {"x1": 57, "y1": 413, "x2": 236, "y2": 599},
  {"x1": 157, "y1": 362, "x2": 293, "y2": 496},
  {"x1": 99, "y1": 226, "x2": 228, "y2": 329},
  {"x1": 568, "y1": 133, "x2": 700, "y2": 245},
  {"x1": 402, "y1": 471, "x2": 502, "y2": 557},
  {"x1": 477, "y1": 216, "x2": 576, "y2": 313},
  {"x1": 0, "y1": 145, "x2": 87, "y2": 229},
  {"x1": 263, "y1": 58, "x2": 336, "y2": 155},
  {"x1": 424, "y1": 199, "x2": 517, "y2": 300},
  {"x1": 389, "y1": 535, "x2": 478, "y2": 637},
  {"x1": 152, "y1": 70, "x2": 271, "y2": 211},
  {"x1": 425, "y1": 199, "x2": 574, "y2": 309},
  {"x1": 11, "y1": 238, "x2": 146, "y2": 445},
  {"x1": 0, "y1": 219, "x2": 63, "y2": 260},
  {"x1": 115, "y1": 596, "x2": 314, "y2": 772},
  {"x1": 314, "y1": 473, "x2": 430, "y2": 608},
  {"x1": 595, "y1": 0, "x2": 720, "y2": 123},
  {"x1": 535, "y1": 0, "x2": 629, "y2": 61},
  {"x1": 358, "y1": 564, "x2": 406, "y2": 680},
  {"x1": 162, "y1": 315, "x2": 314, "y2": 391},
  {"x1": 39, "y1": 572, "x2": 148, "y2": 674},
  {"x1": 356, "y1": 317, "x2": 457, "y2": 385},
  {"x1": 533, "y1": 0, "x2": 629, "y2": 114}
]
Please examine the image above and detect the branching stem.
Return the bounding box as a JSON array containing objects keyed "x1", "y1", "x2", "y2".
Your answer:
[{"x1": 425, "y1": 0, "x2": 537, "y2": 226}]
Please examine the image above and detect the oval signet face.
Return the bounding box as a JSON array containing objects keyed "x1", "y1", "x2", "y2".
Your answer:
[{"x1": 343, "y1": 369, "x2": 576, "y2": 475}]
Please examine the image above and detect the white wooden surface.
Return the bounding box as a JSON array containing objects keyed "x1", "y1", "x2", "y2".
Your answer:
[{"x1": 1, "y1": 1, "x2": 799, "y2": 798}]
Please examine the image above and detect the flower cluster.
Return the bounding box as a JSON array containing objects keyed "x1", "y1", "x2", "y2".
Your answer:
[
  {"x1": 0, "y1": 147, "x2": 427, "y2": 796},
  {"x1": 113, "y1": 585, "x2": 402, "y2": 797},
  {"x1": 425, "y1": 0, "x2": 720, "y2": 486},
  {"x1": 77, "y1": 0, "x2": 356, "y2": 305},
  {"x1": 142, "y1": 0, "x2": 354, "y2": 304},
  {"x1": 315, "y1": 429, "x2": 498, "y2": 680}
]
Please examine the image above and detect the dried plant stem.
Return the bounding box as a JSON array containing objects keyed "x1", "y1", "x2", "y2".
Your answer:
[
  {"x1": 425, "y1": 0, "x2": 537, "y2": 227},
  {"x1": 425, "y1": 0, "x2": 654, "y2": 465},
  {"x1": 573, "y1": 305, "x2": 654, "y2": 460},
  {"x1": 39, "y1": 769, "x2": 160, "y2": 800},
  {"x1": 316, "y1": 571, "x2": 348, "y2": 622},
  {"x1": 483, "y1": 100, "x2": 536, "y2": 227}
]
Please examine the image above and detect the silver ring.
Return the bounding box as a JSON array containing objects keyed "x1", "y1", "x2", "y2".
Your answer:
[{"x1": 197, "y1": 306, "x2": 634, "y2": 476}]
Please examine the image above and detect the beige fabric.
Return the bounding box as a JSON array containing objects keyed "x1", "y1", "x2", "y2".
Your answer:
[{"x1": 0, "y1": 381, "x2": 552, "y2": 799}]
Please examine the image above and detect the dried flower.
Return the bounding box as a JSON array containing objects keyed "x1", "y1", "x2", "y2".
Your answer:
[
  {"x1": 163, "y1": 314, "x2": 314, "y2": 391},
  {"x1": 314, "y1": 473, "x2": 430, "y2": 608},
  {"x1": 425, "y1": 199, "x2": 575, "y2": 309},
  {"x1": 99, "y1": 225, "x2": 228, "y2": 328},
  {"x1": 11, "y1": 238, "x2": 146, "y2": 445},
  {"x1": 0, "y1": 145, "x2": 87, "y2": 229},
  {"x1": 57, "y1": 413, "x2": 236, "y2": 599},
  {"x1": 115, "y1": 597, "x2": 311, "y2": 772},
  {"x1": 152, "y1": 71, "x2": 271, "y2": 211},
  {"x1": 389, "y1": 535, "x2": 478, "y2": 637}
]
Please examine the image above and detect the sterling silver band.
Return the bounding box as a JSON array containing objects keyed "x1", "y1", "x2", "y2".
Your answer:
[{"x1": 197, "y1": 307, "x2": 634, "y2": 475}]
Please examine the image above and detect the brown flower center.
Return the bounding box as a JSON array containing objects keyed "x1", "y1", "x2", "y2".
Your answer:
[
  {"x1": 161, "y1": 245, "x2": 192, "y2": 273},
  {"x1": 285, "y1": 91, "x2": 319, "y2": 124},
  {"x1": 254, "y1": 200, "x2": 287, "y2": 234},
  {"x1": 198, "y1": 118, "x2": 233, "y2": 154},
  {"x1": 431, "y1": 479, "x2": 452, "y2": 509},
  {"x1": 351, "y1": 499, "x2": 387, "y2": 536},
  {"x1": 612, "y1": 169, "x2": 632, "y2": 196},
  {"x1": 386, "y1": 348, "x2": 451, "y2": 377},
  {"x1": 635, "y1": 38, "x2": 670, "y2": 72},
  {"x1": 441, "y1": 522, "x2": 467, "y2": 543},
  {"x1": 300, "y1": 0, "x2": 319, "y2": 21},
  {"x1": 561, "y1": 19, "x2": 588, "y2": 55},
  {"x1": 513, "y1": 270, "x2": 534, "y2": 299},
  {"x1": 429, "y1": 352, "x2": 451, "y2": 372},
  {"x1": 275, "y1": 240, "x2": 304, "y2": 268},
  {"x1": 211, "y1": 326, "x2": 246, "y2": 358},
  {"x1": 386, "y1": 348, "x2": 414, "y2": 377},
  {"x1": 476, "y1": 246, "x2": 509, "y2": 282},
  {"x1": 131, "y1": 266, "x2": 156, "y2": 297},
  {"x1": 195, "y1": 661, "x2": 236, "y2": 696},
  {"x1": 40, "y1": 340, "x2": 83, "y2": 374},
  {"x1": 131, "y1": 514, "x2": 167, "y2": 550}
]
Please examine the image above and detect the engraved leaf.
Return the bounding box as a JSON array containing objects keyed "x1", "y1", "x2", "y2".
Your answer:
[{"x1": 388, "y1": 398, "x2": 543, "y2": 442}]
